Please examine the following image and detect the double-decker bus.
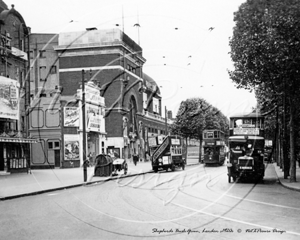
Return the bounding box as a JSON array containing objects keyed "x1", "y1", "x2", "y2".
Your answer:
[
  {"x1": 150, "y1": 135, "x2": 185, "y2": 172},
  {"x1": 203, "y1": 129, "x2": 226, "y2": 166},
  {"x1": 227, "y1": 112, "x2": 265, "y2": 183}
]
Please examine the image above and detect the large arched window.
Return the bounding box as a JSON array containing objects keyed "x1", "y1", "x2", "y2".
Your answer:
[{"x1": 128, "y1": 96, "x2": 138, "y2": 134}]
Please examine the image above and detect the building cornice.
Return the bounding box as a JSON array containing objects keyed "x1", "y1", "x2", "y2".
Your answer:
[
  {"x1": 55, "y1": 44, "x2": 146, "y2": 63},
  {"x1": 59, "y1": 65, "x2": 143, "y2": 81}
]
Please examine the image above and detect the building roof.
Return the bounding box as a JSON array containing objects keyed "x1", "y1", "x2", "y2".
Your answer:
[
  {"x1": 0, "y1": 3, "x2": 29, "y2": 35},
  {"x1": 230, "y1": 111, "x2": 262, "y2": 118},
  {"x1": 0, "y1": 0, "x2": 8, "y2": 11}
]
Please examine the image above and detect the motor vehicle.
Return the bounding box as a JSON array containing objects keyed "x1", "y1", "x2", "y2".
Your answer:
[
  {"x1": 150, "y1": 135, "x2": 185, "y2": 172},
  {"x1": 203, "y1": 129, "x2": 226, "y2": 166},
  {"x1": 227, "y1": 112, "x2": 265, "y2": 183}
]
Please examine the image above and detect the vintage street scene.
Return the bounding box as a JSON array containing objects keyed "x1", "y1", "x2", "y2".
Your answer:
[{"x1": 0, "y1": 0, "x2": 300, "y2": 239}]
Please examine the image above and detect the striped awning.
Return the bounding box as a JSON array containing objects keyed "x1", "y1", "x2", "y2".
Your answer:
[{"x1": 0, "y1": 137, "x2": 38, "y2": 143}]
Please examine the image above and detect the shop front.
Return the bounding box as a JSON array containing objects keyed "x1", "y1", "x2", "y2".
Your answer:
[
  {"x1": 0, "y1": 132, "x2": 38, "y2": 173},
  {"x1": 0, "y1": 77, "x2": 37, "y2": 173}
]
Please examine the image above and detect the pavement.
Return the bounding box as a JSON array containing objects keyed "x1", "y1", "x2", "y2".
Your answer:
[
  {"x1": 0, "y1": 158, "x2": 299, "y2": 201},
  {"x1": 273, "y1": 162, "x2": 300, "y2": 191}
]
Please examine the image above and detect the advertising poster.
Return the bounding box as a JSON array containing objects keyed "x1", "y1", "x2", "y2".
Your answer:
[
  {"x1": 64, "y1": 107, "x2": 79, "y2": 127},
  {"x1": 0, "y1": 77, "x2": 19, "y2": 120},
  {"x1": 86, "y1": 104, "x2": 102, "y2": 132},
  {"x1": 64, "y1": 134, "x2": 80, "y2": 160}
]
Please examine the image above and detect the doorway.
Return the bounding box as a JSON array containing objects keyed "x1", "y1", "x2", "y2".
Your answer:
[{"x1": 54, "y1": 150, "x2": 60, "y2": 167}]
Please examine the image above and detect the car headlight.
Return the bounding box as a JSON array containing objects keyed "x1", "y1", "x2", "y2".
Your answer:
[{"x1": 158, "y1": 158, "x2": 162, "y2": 163}]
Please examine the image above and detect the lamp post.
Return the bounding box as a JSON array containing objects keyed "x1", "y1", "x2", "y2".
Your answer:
[
  {"x1": 82, "y1": 70, "x2": 87, "y2": 182},
  {"x1": 165, "y1": 106, "x2": 168, "y2": 135}
]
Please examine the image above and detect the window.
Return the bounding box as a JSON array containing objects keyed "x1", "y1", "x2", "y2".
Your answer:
[
  {"x1": 214, "y1": 131, "x2": 218, "y2": 138},
  {"x1": 48, "y1": 140, "x2": 60, "y2": 150},
  {"x1": 39, "y1": 50, "x2": 46, "y2": 58},
  {"x1": 55, "y1": 141, "x2": 60, "y2": 148},
  {"x1": 20, "y1": 39, "x2": 24, "y2": 51},
  {"x1": 153, "y1": 98, "x2": 159, "y2": 113},
  {"x1": 5, "y1": 32, "x2": 11, "y2": 49},
  {"x1": 39, "y1": 66, "x2": 47, "y2": 81},
  {"x1": 50, "y1": 65, "x2": 57, "y2": 74},
  {"x1": 29, "y1": 51, "x2": 34, "y2": 59}
]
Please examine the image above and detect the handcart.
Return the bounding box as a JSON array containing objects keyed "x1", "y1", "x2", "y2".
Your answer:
[{"x1": 112, "y1": 158, "x2": 128, "y2": 176}]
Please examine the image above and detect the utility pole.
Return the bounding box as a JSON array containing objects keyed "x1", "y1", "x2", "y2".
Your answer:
[
  {"x1": 82, "y1": 70, "x2": 87, "y2": 182},
  {"x1": 165, "y1": 106, "x2": 168, "y2": 135}
]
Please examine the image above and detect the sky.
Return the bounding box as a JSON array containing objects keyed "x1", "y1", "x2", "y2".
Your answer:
[{"x1": 6, "y1": 0, "x2": 256, "y2": 118}]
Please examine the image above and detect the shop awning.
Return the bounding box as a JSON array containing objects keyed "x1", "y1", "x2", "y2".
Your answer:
[{"x1": 0, "y1": 137, "x2": 39, "y2": 143}]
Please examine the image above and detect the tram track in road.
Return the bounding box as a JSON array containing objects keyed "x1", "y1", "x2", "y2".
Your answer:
[
  {"x1": 149, "y1": 181, "x2": 300, "y2": 238},
  {"x1": 46, "y1": 164, "x2": 300, "y2": 239},
  {"x1": 204, "y1": 163, "x2": 300, "y2": 213},
  {"x1": 166, "y1": 167, "x2": 300, "y2": 237},
  {"x1": 51, "y1": 167, "x2": 231, "y2": 239},
  {"x1": 113, "y1": 171, "x2": 234, "y2": 240},
  {"x1": 139, "y1": 164, "x2": 300, "y2": 238},
  {"x1": 112, "y1": 164, "x2": 208, "y2": 191}
]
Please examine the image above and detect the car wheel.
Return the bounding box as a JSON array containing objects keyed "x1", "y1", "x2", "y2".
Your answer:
[
  {"x1": 124, "y1": 163, "x2": 128, "y2": 175},
  {"x1": 171, "y1": 164, "x2": 175, "y2": 171}
]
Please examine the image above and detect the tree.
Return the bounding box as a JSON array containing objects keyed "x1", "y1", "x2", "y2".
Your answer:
[
  {"x1": 170, "y1": 98, "x2": 229, "y2": 163},
  {"x1": 229, "y1": 0, "x2": 300, "y2": 182}
]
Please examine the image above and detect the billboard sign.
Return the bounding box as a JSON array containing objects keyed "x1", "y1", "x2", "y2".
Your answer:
[
  {"x1": 64, "y1": 107, "x2": 79, "y2": 127},
  {"x1": 0, "y1": 77, "x2": 19, "y2": 120}
]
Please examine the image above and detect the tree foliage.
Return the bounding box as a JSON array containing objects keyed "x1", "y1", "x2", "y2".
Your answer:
[
  {"x1": 229, "y1": 0, "x2": 300, "y2": 181},
  {"x1": 170, "y1": 98, "x2": 229, "y2": 139}
]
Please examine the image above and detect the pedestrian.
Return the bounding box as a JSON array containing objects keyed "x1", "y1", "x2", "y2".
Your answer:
[
  {"x1": 133, "y1": 153, "x2": 138, "y2": 166},
  {"x1": 146, "y1": 152, "x2": 150, "y2": 162},
  {"x1": 88, "y1": 152, "x2": 93, "y2": 166}
]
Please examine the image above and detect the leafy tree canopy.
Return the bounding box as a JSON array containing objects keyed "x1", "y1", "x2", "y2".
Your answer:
[
  {"x1": 229, "y1": 0, "x2": 300, "y2": 98},
  {"x1": 170, "y1": 98, "x2": 229, "y2": 140}
]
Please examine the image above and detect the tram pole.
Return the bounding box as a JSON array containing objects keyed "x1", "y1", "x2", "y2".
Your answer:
[{"x1": 82, "y1": 70, "x2": 87, "y2": 182}]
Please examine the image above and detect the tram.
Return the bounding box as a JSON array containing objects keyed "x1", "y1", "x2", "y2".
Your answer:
[
  {"x1": 227, "y1": 112, "x2": 265, "y2": 182},
  {"x1": 203, "y1": 129, "x2": 226, "y2": 166}
]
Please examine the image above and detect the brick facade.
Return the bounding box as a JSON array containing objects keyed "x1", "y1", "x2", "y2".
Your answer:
[
  {"x1": 27, "y1": 28, "x2": 171, "y2": 168},
  {"x1": 56, "y1": 29, "x2": 169, "y2": 161}
]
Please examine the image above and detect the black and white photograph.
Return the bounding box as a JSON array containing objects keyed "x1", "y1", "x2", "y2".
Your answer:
[{"x1": 0, "y1": 0, "x2": 300, "y2": 239}]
